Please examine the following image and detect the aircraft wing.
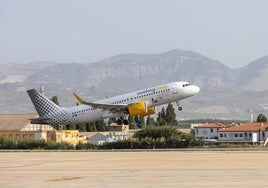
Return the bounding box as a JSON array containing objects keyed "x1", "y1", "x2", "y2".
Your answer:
[{"x1": 73, "y1": 93, "x2": 127, "y2": 113}]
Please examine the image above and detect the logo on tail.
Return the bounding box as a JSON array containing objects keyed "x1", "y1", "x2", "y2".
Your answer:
[
  {"x1": 27, "y1": 89, "x2": 71, "y2": 125},
  {"x1": 27, "y1": 89, "x2": 61, "y2": 117}
]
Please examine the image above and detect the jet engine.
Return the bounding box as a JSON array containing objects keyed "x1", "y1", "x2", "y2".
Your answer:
[{"x1": 127, "y1": 101, "x2": 155, "y2": 116}]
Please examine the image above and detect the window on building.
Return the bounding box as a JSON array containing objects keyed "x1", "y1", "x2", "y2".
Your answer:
[
  {"x1": 220, "y1": 133, "x2": 223, "y2": 137},
  {"x1": 23, "y1": 134, "x2": 27, "y2": 139},
  {"x1": 224, "y1": 134, "x2": 227, "y2": 137},
  {"x1": 249, "y1": 133, "x2": 252, "y2": 137},
  {"x1": 9, "y1": 134, "x2": 13, "y2": 138},
  {"x1": 210, "y1": 128, "x2": 213, "y2": 133},
  {"x1": 235, "y1": 134, "x2": 238, "y2": 137},
  {"x1": 239, "y1": 133, "x2": 243, "y2": 137}
]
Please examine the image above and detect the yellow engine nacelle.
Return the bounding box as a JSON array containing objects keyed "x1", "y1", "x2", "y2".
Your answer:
[{"x1": 127, "y1": 101, "x2": 156, "y2": 116}]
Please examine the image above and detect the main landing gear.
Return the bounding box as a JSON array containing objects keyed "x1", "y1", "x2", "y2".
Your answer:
[{"x1": 116, "y1": 118, "x2": 129, "y2": 125}]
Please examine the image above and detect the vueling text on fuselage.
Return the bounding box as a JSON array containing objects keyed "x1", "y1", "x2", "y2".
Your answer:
[{"x1": 136, "y1": 85, "x2": 168, "y2": 96}]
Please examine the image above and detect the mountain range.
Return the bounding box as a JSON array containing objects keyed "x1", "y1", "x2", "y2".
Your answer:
[{"x1": 1, "y1": 49, "x2": 268, "y2": 120}]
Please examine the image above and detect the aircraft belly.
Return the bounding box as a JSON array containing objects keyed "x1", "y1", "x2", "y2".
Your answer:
[
  {"x1": 154, "y1": 92, "x2": 178, "y2": 106},
  {"x1": 64, "y1": 109, "x2": 103, "y2": 124},
  {"x1": 80, "y1": 110, "x2": 103, "y2": 123},
  {"x1": 102, "y1": 111, "x2": 117, "y2": 119}
]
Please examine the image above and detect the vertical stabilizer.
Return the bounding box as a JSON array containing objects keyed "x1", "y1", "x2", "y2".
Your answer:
[{"x1": 27, "y1": 89, "x2": 61, "y2": 117}]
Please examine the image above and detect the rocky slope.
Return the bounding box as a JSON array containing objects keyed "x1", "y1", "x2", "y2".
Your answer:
[{"x1": 1, "y1": 49, "x2": 268, "y2": 119}]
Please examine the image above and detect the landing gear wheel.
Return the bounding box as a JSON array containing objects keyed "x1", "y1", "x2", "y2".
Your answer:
[
  {"x1": 116, "y1": 119, "x2": 123, "y2": 125},
  {"x1": 176, "y1": 101, "x2": 182, "y2": 111},
  {"x1": 123, "y1": 119, "x2": 129, "y2": 125}
]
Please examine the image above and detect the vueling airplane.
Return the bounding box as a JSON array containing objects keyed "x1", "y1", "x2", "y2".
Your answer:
[{"x1": 27, "y1": 81, "x2": 200, "y2": 125}]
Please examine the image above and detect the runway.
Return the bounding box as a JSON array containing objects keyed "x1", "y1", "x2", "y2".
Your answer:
[{"x1": 0, "y1": 151, "x2": 268, "y2": 187}]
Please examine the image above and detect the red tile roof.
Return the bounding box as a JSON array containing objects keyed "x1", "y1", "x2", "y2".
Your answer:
[
  {"x1": 194, "y1": 123, "x2": 231, "y2": 129},
  {"x1": 219, "y1": 123, "x2": 268, "y2": 132}
]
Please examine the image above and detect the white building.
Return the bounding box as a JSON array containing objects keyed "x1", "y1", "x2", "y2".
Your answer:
[
  {"x1": 81, "y1": 132, "x2": 129, "y2": 145},
  {"x1": 218, "y1": 123, "x2": 268, "y2": 144},
  {"x1": 194, "y1": 123, "x2": 231, "y2": 139}
]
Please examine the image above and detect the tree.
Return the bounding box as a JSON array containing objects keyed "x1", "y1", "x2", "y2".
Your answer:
[
  {"x1": 85, "y1": 123, "x2": 91, "y2": 131},
  {"x1": 95, "y1": 120, "x2": 107, "y2": 131},
  {"x1": 257, "y1": 114, "x2": 267, "y2": 122},
  {"x1": 128, "y1": 116, "x2": 138, "y2": 129},
  {"x1": 134, "y1": 116, "x2": 146, "y2": 128},
  {"x1": 165, "y1": 103, "x2": 177, "y2": 126},
  {"x1": 88, "y1": 122, "x2": 97, "y2": 132},
  {"x1": 77, "y1": 123, "x2": 86, "y2": 132},
  {"x1": 50, "y1": 96, "x2": 59, "y2": 105},
  {"x1": 66, "y1": 124, "x2": 76, "y2": 130},
  {"x1": 156, "y1": 107, "x2": 167, "y2": 126},
  {"x1": 134, "y1": 116, "x2": 141, "y2": 128},
  {"x1": 146, "y1": 116, "x2": 155, "y2": 126},
  {"x1": 133, "y1": 126, "x2": 180, "y2": 140},
  {"x1": 140, "y1": 116, "x2": 146, "y2": 128},
  {"x1": 108, "y1": 118, "x2": 116, "y2": 125}
]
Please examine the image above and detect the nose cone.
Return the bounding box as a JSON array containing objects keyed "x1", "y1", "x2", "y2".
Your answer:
[
  {"x1": 188, "y1": 85, "x2": 200, "y2": 96},
  {"x1": 193, "y1": 85, "x2": 200, "y2": 94}
]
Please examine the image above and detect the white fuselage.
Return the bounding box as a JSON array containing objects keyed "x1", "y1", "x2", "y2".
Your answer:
[{"x1": 62, "y1": 81, "x2": 199, "y2": 124}]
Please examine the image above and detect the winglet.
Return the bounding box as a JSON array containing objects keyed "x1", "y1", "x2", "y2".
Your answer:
[{"x1": 73, "y1": 93, "x2": 85, "y2": 104}]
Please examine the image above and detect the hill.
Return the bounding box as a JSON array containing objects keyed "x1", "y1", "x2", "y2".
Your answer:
[
  {"x1": 1, "y1": 49, "x2": 268, "y2": 119},
  {"x1": 235, "y1": 55, "x2": 268, "y2": 90}
]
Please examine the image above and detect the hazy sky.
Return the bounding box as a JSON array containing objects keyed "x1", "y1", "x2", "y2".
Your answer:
[{"x1": 1, "y1": 0, "x2": 268, "y2": 68}]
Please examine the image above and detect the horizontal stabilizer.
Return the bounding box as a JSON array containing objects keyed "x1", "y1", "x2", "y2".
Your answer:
[{"x1": 29, "y1": 117, "x2": 52, "y2": 125}]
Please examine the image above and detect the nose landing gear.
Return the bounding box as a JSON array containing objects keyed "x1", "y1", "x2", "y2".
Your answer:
[{"x1": 176, "y1": 101, "x2": 183, "y2": 111}]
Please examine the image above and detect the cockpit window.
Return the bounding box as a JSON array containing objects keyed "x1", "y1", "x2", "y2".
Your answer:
[{"x1": 182, "y1": 83, "x2": 191, "y2": 87}]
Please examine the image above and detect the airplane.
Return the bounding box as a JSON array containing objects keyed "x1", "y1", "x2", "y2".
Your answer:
[{"x1": 27, "y1": 81, "x2": 200, "y2": 126}]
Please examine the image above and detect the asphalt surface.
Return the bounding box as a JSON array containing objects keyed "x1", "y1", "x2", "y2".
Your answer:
[{"x1": 1, "y1": 151, "x2": 268, "y2": 187}]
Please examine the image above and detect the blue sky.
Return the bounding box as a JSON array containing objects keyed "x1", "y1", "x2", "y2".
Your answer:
[{"x1": 1, "y1": 0, "x2": 268, "y2": 68}]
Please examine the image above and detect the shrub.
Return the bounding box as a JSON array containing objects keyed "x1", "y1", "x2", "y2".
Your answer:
[
  {"x1": 75, "y1": 142, "x2": 98, "y2": 150},
  {"x1": 133, "y1": 126, "x2": 180, "y2": 140}
]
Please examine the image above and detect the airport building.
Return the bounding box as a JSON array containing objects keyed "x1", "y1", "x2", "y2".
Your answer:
[
  {"x1": 0, "y1": 114, "x2": 86, "y2": 146},
  {"x1": 218, "y1": 122, "x2": 268, "y2": 144},
  {"x1": 194, "y1": 123, "x2": 232, "y2": 139},
  {"x1": 0, "y1": 114, "x2": 131, "y2": 146},
  {"x1": 108, "y1": 123, "x2": 129, "y2": 132},
  {"x1": 194, "y1": 122, "x2": 268, "y2": 145},
  {"x1": 81, "y1": 123, "x2": 129, "y2": 145}
]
